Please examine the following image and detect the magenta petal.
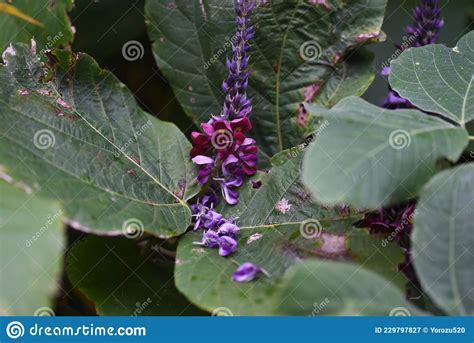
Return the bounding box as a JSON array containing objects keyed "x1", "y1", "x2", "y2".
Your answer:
[
  {"x1": 201, "y1": 123, "x2": 214, "y2": 136},
  {"x1": 192, "y1": 155, "x2": 214, "y2": 165}
]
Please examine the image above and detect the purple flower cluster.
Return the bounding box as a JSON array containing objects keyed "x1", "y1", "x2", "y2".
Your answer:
[
  {"x1": 192, "y1": 201, "x2": 239, "y2": 257},
  {"x1": 190, "y1": 0, "x2": 257, "y2": 206},
  {"x1": 405, "y1": 0, "x2": 443, "y2": 48},
  {"x1": 190, "y1": 117, "x2": 257, "y2": 205},
  {"x1": 383, "y1": 0, "x2": 443, "y2": 109},
  {"x1": 189, "y1": 1, "x2": 262, "y2": 283},
  {"x1": 191, "y1": 197, "x2": 263, "y2": 282}
]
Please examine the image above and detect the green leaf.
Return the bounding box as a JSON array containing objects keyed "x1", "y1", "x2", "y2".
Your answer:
[
  {"x1": 412, "y1": 163, "x2": 474, "y2": 316},
  {"x1": 175, "y1": 227, "x2": 406, "y2": 315},
  {"x1": 219, "y1": 147, "x2": 362, "y2": 228},
  {"x1": 0, "y1": 44, "x2": 197, "y2": 237},
  {"x1": 0, "y1": 178, "x2": 64, "y2": 315},
  {"x1": 390, "y1": 31, "x2": 474, "y2": 126},
  {"x1": 145, "y1": 0, "x2": 386, "y2": 155},
  {"x1": 0, "y1": 0, "x2": 74, "y2": 53},
  {"x1": 302, "y1": 97, "x2": 469, "y2": 209},
  {"x1": 66, "y1": 235, "x2": 206, "y2": 316},
  {"x1": 276, "y1": 260, "x2": 424, "y2": 316},
  {"x1": 176, "y1": 144, "x2": 407, "y2": 315}
]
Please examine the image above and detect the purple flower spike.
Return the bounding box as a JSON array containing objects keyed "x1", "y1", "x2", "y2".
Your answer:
[
  {"x1": 405, "y1": 0, "x2": 443, "y2": 48},
  {"x1": 383, "y1": 0, "x2": 443, "y2": 109},
  {"x1": 218, "y1": 236, "x2": 238, "y2": 256},
  {"x1": 232, "y1": 262, "x2": 261, "y2": 282},
  {"x1": 222, "y1": 0, "x2": 255, "y2": 120}
]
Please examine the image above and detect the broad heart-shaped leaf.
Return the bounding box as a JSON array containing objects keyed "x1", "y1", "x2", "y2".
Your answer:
[
  {"x1": 0, "y1": 178, "x2": 64, "y2": 315},
  {"x1": 275, "y1": 260, "x2": 424, "y2": 316},
  {"x1": 412, "y1": 163, "x2": 474, "y2": 316},
  {"x1": 175, "y1": 226, "x2": 406, "y2": 315},
  {"x1": 302, "y1": 97, "x2": 469, "y2": 209},
  {"x1": 0, "y1": 0, "x2": 74, "y2": 52},
  {"x1": 0, "y1": 44, "x2": 197, "y2": 237},
  {"x1": 389, "y1": 31, "x2": 474, "y2": 126},
  {"x1": 146, "y1": 0, "x2": 386, "y2": 156},
  {"x1": 66, "y1": 235, "x2": 207, "y2": 316}
]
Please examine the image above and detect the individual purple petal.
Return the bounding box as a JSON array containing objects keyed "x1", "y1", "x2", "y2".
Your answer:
[
  {"x1": 202, "y1": 230, "x2": 220, "y2": 248},
  {"x1": 381, "y1": 66, "x2": 391, "y2": 76},
  {"x1": 202, "y1": 210, "x2": 224, "y2": 230},
  {"x1": 217, "y1": 222, "x2": 240, "y2": 237},
  {"x1": 197, "y1": 164, "x2": 213, "y2": 184},
  {"x1": 232, "y1": 262, "x2": 261, "y2": 282},
  {"x1": 218, "y1": 235, "x2": 237, "y2": 256},
  {"x1": 221, "y1": 183, "x2": 239, "y2": 205},
  {"x1": 200, "y1": 189, "x2": 219, "y2": 208}
]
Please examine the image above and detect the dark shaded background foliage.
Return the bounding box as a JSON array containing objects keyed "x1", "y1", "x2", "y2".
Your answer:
[{"x1": 54, "y1": 0, "x2": 473, "y2": 315}]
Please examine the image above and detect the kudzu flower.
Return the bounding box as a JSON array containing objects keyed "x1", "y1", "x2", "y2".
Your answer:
[
  {"x1": 190, "y1": 0, "x2": 257, "y2": 205},
  {"x1": 222, "y1": 0, "x2": 255, "y2": 120},
  {"x1": 191, "y1": 200, "x2": 240, "y2": 257},
  {"x1": 189, "y1": 1, "x2": 261, "y2": 282},
  {"x1": 232, "y1": 262, "x2": 261, "y2": 282},
  {"x1": 405, "y1": 0, "x2": 443, "y2": 47},
  {"x1": 218, "y1": 236, "x2": 238, "y2": 256},
  {"x1": 383, "y1": 0, "x2": 443, "y2": 109}
]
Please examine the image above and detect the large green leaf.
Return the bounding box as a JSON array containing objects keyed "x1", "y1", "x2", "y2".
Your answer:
[
  {"x1": 0, "y1": 44, "x2": 197, "y2": 237},
  {"x1": 66, "y1": 235, "x2": 206, "y2": 315},
  {"x1": 276, "y1": 260, "x2": 424, "y2": 316},
  {"x1": 219, "y1": 147, "x2": 362, "y2": 227},
  {"x1": 0, "y1": 178, "x2": 64, "y2": 315},
  {"x1": 146, "y1": 0, "x2": 386, "y2": 155},
  {"x1": 175, "y1": 148, "x2": 406, "y2": 315},
  {"x1": 389, "y1": 31, "x2": 474, "y2": 126},
  {"x1": 175, "y1": 225, "x2": 406, "y2": 315},
  {"x1": 302, "y1": 97, "x2": 469, "y2": 209},
  {"x1": 412, "y1": 163, "x2": 474, "y2": 316},
  {"x1": 0, "y1": 0, "x2": 74, "y2": 52}
]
